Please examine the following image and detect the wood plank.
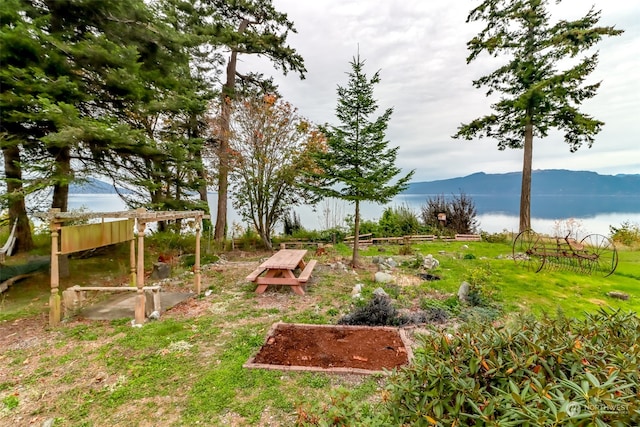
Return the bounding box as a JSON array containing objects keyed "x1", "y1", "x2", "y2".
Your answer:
[
  {"x1": 298, "y1": 260, "x2": 317, "y2": 283},
  {"x1": 259, "y1": 249, "x2": 307, "y2": 269},
  {"x1": 455, "y1": 234, "x2": 482, "y2": 241},
  {"x1": 255, "y1": 277, "x2": 301, "y2": 286},
  {"x1": 69, "y1": 286, "x2": 161, "y2": 292},
  {"x1": 246, "y1": 267, "x2": 266, "y2": 282}
]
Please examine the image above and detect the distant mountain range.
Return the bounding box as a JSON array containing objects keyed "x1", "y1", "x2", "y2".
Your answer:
[
  {"x1": 404, "y1": 170, "x2": 640, "y2": 196},
  {"x1": 69, "y1": 178, "x2": 129, "y2": 194},
  {"x1": 71, "y1": 170, "x2": 640, "y2": 197}
]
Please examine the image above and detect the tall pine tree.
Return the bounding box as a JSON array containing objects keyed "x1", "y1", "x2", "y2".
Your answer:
[
  {"x1": 453, "y1": 0, "x2": 623, "y2": 232},
  {"x1": 307, "y1": 55, "x2": 414, "y2": 267}
]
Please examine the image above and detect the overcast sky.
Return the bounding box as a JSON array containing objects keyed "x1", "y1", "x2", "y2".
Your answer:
[{"x1": 243, "y1": 0, "x2": 639, "y2": 183}]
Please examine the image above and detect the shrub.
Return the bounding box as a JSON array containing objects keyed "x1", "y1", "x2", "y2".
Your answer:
[
  {"x1": 609, "y1": 221, "x2": 640, "y2": 247},
  {"x1": 338, "y1": 294, "x2": 406, "y2": 326},
  {"x1": 465, "y1": 265, "x2": 498, "y2": 307},
  {"x1": 317, "y1": 227, "x2": 347, "y2": 244},
  {"x1": 357, "y1": 219, "x2": 380, "y2": 236},
  {"x1": 384, "y1": 309, "x2": 640, "y2": 426},
  {"x1": 480, "y1": 229, "x2": 512, "y2": 243},
  {"x1": 379, "y1": 204, "x2": 421, "y2": 237},
  {"x1": 397, "y1": 244, "x2": 414, "y2": 256},
  {"x1": 421, "y1": 192, "x2": 478, "y2": 235}
]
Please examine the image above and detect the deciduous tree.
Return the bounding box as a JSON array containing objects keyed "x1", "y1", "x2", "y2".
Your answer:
[
  {"x1": 454, "y1": 0, "x2": 623, "y2": 232},
  {"x1": 229, "y1": 95, "x2": 316, "y2": 250},
  {"x1": 204, "y1": 0, "x2": 306, "y2": 243}
]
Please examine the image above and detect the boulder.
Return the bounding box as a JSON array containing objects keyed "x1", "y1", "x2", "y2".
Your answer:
[
  {"x1": 150, "y1": 262, "x2": 171, "y2": 280},
  {"x1": 458, "y1": 281, "x2": 470, "y2": 303},
  {"x1": 374, "y1": 272, "x2": 394, "y2": 284}
]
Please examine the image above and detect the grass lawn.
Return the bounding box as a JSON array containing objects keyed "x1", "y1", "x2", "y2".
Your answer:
[{"x1": 0, "y1": 236, "x2": 638, "y2": 425}]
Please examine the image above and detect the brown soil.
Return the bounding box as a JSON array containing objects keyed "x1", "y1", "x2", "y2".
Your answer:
[{"x1": 248, "y1": 323, "x2": 410, "y2": 374}]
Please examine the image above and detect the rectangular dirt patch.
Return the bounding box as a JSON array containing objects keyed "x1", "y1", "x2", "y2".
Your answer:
[{"x1": 244, "y1": 322, "x2": 412, "y2": 375}]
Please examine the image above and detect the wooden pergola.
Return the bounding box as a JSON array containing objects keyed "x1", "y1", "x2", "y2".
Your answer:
[{"x1": 43, "y1": 208, "x2": 205, "y2": 326}]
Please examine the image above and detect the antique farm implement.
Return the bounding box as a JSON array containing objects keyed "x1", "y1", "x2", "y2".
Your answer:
[{"x1": 513, "y1": 230, "x2": 618, "y2": 277}]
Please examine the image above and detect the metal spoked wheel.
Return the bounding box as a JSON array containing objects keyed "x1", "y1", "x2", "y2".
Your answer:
[
  {"x1": 513, "y1": 229, "x2": 545, "y2": 273},
  {"x1": 579, "y1": 234, "x2": 618, "y2": 277}
]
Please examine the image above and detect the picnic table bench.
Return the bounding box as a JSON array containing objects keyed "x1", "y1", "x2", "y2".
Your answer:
[{"x1": 246, "y1": 249, "x2": 317, "y2": 296}]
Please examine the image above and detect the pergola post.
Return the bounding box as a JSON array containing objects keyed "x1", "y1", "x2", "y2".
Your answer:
[
  {"x1": 129, "y1": 238, "x2": 136, "y2": 287},
  {"x1": 195, "y1": 215, "x2": 202, "y2": 294},
  {"x1": 49, "y1": 209, "x2": 62, "y2": 326},
  {"x1": 135, "y1": 219, "x2": 146, "y2": 325}
]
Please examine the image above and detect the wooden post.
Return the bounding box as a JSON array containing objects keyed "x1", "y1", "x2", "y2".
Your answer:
[
  {"x1": 194, "y1": 215, "x2": 202, "y2": 294},
  {"x1": 49, "y1": 210, "x2": 62, "y2": 326},
  {"x1": 135, "y1": 219, "x2": 146, "y2": 325},
  {"x1": 129, "y1": 238, "x2": 136, "y2": 287}
]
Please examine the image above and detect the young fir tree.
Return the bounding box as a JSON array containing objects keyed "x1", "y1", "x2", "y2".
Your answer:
[
  {"x1": 309, "y1": 55, "x2": 414, "y2": 267},
  {"x1": 453, "y1": 0, "x2": 623, "y2": 232}
]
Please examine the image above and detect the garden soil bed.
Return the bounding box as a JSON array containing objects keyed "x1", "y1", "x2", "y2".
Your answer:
[{"x1": 244, "y1": 323, "x2": 413, "y2": 375}]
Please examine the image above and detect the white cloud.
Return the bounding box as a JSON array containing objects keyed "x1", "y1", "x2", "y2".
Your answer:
[{"x1": 246, "y1": 0, "x2": 640, "y2": 181}]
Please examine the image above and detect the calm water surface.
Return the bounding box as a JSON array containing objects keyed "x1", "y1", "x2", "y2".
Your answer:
[{"x1": 67, "y1": 193, "x2": 640, "y2": 239}]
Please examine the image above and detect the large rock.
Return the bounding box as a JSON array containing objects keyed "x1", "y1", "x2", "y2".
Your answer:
[
  {"x1": 150, "y1": 262, "x2": 171, "y2": 280},
  {"x1": 374, "y1": 272, "x2": 394, "y2": 284},
  {"x1": 423, "y1": 254, "x2": 440, "y2": 270},
  {"x1": 458, "y1": 281, "x2": 470, "y2": 303}
]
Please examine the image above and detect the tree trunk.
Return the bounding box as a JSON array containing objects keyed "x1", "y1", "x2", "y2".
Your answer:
[
  {"x1": 50, "y1": 145, "x2": 71, "y2": 212},
  {"x1": 2, "y1": 144, "x2": 33, "y2": 252},
  {"x1": 519, "y1": 122, "x2": 534, "y2": 232},
  {"x1": 351, "y1": 200, "x2": 360, "y2": 268},
  {"x1": 194, "y1": 149, "x2": 212, "y2": 231},
  {"x1": 214, "y1": 19, "x2": 250, "y2": 243}
]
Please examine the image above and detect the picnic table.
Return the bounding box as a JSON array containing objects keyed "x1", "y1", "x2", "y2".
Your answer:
[{"x1": 245, "y1": 249, "x2": 317, "y2": 296}]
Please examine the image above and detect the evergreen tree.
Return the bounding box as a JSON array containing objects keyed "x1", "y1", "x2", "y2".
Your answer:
[
  {"x1": 453, "y1": 0, "x2": 623, "y2": 232},
  {"x1": 202, "y1": 0, "x2": 306, "y2": 243},
  {"x1": 307, "y1": 55, "x2": 414, "y2": 266}
]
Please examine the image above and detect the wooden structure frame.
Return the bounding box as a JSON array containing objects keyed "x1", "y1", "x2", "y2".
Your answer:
[{"x1": 44, "y1": 208, "x2": 205, "y2": 326}]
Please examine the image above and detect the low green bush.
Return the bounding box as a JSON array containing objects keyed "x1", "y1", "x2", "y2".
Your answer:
[
  {"x1": 385, "y1": 309, "x2": 640, "y2": 426},
  {"x1": 480, "y1": 229, "x2": 512, "y2": 243},
  {"x1": 610, "y1": 221, "x2": 640, "y2": 247},
  {"x1": 299, "y1": 309, "x2": 639, "y2": 426}
]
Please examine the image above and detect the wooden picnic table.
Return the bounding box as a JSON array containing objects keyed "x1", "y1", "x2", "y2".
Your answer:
[{"x1": 246, "y1": 249, "x2": 317, "y2": 296}]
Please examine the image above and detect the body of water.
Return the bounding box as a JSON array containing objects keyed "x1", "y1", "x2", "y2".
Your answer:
[{"x1": 66, "y1": 193, "x2": 640, "y2": 239}]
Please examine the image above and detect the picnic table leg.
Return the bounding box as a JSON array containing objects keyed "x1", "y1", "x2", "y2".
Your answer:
[
  {"x1": 282, "y1": 269, "x2": 305, "y2": 296},
  {"x1": 254, "y1": 269, "x2": 306, "y2": 295},
  {"x1": 254, "y1": 269, "x2": 280, "y2": 294}
]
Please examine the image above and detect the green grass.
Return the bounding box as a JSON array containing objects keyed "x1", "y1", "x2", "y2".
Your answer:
[
  {"x1": 372, "y1": 240, "x2": 640, "y2": 317},
  {"x1": 1, "y1": 236, "x2": 638, "y2": 426}
]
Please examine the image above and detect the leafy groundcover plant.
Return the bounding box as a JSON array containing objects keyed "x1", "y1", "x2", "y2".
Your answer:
[{"x1": 298, "y1": 309, "x2": 639, "y2": 426}]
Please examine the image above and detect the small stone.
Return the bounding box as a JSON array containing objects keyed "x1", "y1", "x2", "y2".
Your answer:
[
  {"x1": 461, "y1": 244, "x2": 469, "y2": 249},
  {"x1": 607, "y1": 291, "x2": 629, "y2": 300},
  {"x1": 204, "y1": 289, "x2": 213, "y2": 297},
  {"x1": 373, "y1": 287, "x2": 388, "y2": 297},
  {"x1": 351, "y1": 283, "x2": 363, "y2": 296},
  {"x1": 42, "y1": 419, "x2": 55, "y2": 427},
  {"x1": 423, "y1": 254, "x2": 440, "y2": 270},
  {"x1": 148, "y1": 311, "x2": 161, "y2": 320}
]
